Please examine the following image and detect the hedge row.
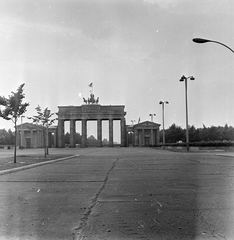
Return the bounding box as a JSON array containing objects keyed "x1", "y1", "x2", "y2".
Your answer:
[{"x1": 157, "y1": 141, "x2": 234, "y2": 147}]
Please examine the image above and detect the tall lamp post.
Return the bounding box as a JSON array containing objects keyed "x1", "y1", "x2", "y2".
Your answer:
[
  {"x1": 193, "y1": 38, "x2": 234, "y2": 53},
  {"x1": 130, "y1": 120, "x2": 135, "y2": 146},
  {"x1": 149, "y1": 113, "x2": 156, "y2": 147},
  {"x1": 179, "y1": 75, "x2": 195, "y2": 151},
  {"x1": 159, "y1": 101, "x2": 169, "y2": 149},
  {"x1": 45, "y1": 109, "x2": 51, "y2": 155}
]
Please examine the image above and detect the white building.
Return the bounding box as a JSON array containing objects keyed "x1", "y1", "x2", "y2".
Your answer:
[{"x1": 16, "y1": 122, "x2": 57, "y2": 148}]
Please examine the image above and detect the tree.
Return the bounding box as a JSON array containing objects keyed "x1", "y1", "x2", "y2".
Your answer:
[
  {"x1": 63, "y1": 132, "x2": 82, "y2": 146},
  {"x1": 222, "y1": 124, "x2": 234, "y2": 141},
  {"x1": 64, "y1": 132, "x2": 70, "y2": 145},
  {"x1": 165, "y1": 124, "x2": 185, "y2": 143},
  {"x1": 87, "y1": 135, "x2": 97, "y2": 145},
  {"x1": 28, "y1": 105, "x2": 56, "y2": 158},
  {"x1": 75, "y1": 133, "x2": 82, "y2": 144},
  {"x1": 7, "y1": 129, "x2": 15, "y2": 145},
  {"x1": 189, "y1": 125, "x2": 201, "y2": 142},
  {"x1": 163, "y1": 123, "x2": 234, "y2": 144},
  {"x1": 0, "y1": 129, "x2": 8, "y2": 145},
  {"x1": 102, "y1": 138, "x2": 109, "y2": 145},
  {"x1": 0, "y1": 84, "x2": 29, "y2": 163},
  {"x1": 0, "y1": 129, "x2": 15, "y2": 145}
]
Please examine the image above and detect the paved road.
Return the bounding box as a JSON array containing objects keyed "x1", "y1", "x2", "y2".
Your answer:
[{"x1": 0, "y1": 148, "x2": 234, "y2": 240}]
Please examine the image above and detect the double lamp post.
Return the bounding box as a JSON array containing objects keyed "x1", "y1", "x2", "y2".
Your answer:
[
  {"x1": 179, "y1": 75, "x2": 195, "y2": 151},
  {"x1": 159, "y1": 101, "x2": 169, "y2": 149},
  {"x1": 179, "y1": 37, "x2": 234, "y2": 151}
]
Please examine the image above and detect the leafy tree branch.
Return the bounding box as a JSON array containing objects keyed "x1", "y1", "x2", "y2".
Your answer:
[
  {"x1": 0, "y1": 84, "x2": 29, "y2": 163},
  {"x1": 28, "y1": 105, "x2": 57, "y2": 158}
]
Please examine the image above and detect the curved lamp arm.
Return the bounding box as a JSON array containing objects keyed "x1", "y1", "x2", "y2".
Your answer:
[{"x1": 193, "y1": 38, "x2": 234, "y2": 54}]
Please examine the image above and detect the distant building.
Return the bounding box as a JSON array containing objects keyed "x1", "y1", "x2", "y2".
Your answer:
[
  {"x1": 16, "y1": 122, "x2": 57, "y2": 148},
  {"x1": 15, "y1": 93, "x2": 161, "y2": 148},
  {"x1": 126, "y1": 121, "x2": 160, "y2": 147}
]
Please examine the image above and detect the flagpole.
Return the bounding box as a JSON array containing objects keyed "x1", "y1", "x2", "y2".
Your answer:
[{"x1": 88, "y1": 82, "x2": 93, "y2": 94}]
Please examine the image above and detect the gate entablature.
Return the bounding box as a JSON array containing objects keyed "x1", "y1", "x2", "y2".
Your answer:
[
  {"x1": 57, "y1": 102, "x2": 126, "y2": 147},
  {"x1": 57, "y1": 105, "x2": 126, "y2": 120}
]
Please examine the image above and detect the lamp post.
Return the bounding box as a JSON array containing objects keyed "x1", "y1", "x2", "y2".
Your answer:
[
  {"x1": 20, "y1": 116, "x2": 25, "y2": 150},
  {"x1": 44, "y1": 109, "x2": 51, "y2": 155},
  {"x1": 149, "y1": 113, "x2": 156, "y2": 147},
  {"x1": 193, "y1": 37, "x2": 234, "y2": 140},
  {"x1": 130, "y1": 120, "x2": 135, "y2": 146},
  {"x1": 149, "y1": 113, "x2": 156, "y2": 122},
  {"x1": 159, "y1": 101, "x2": 169, "y2": 149},
  {"x1": 193, "y1": 38, "x2": 234, "y2": 53},
  {"x1": 179, "y1": 75, "x2": 195, "y2": 151},
  {"x1": 131, "y1": 120, "x2": 135, "y2": 126}
]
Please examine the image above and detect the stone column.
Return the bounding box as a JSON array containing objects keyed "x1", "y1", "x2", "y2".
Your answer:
[
  {"x1": 138, "y1": 130, "x2": 141, "y2": 146},
  {"x1": 142, "y1": 128, "x2": 145, "y2": 146},
  {"x1": 81, "y1": 119, "x2": 87, "y2": 147},
  {"x1": 154, "y1": 129, "x2": 157, "y2": 145},
  {"x1": 57, "y1": 119, "x2": 65, "y2": 148},
  {"x1": 37, "y1": 130, "x2": 40, "y2": 148},
  {"x1": 151, "y1": 128, "x2": 153, "y2": 146},
  {"x1": 31, "y1": 130, "x2": 33, "y2": 148},
  {"x1": 120, "y1": 118, "x2": 126, "y2": 147},
  {"x1": 53, "y1": 130, "x2": 57, "y2": 148},
  {"x1": 109, "y1": 119, "x2": 113, "y2": 147},
  {"x1": 39, "y1": 130, "x2": 43, "y2": 148},
  {"x1": 97, "y1": 119, "x2": 102, "y2": 147},
  {"x1": 70, "y1": 119, "x2": 76, "y2": 147},
  {"x1": 156, "y1": 129, "x2": 160, "y2": 145},
  {"x1": 35, "y1": 130, "x2": 38, "y2": 148},
  {"x1": 21, "y1": 130, "x2": 25, "y2": 148},
  {"x1": 134, "y1": 129, "x2": 138, "y2": 146}
]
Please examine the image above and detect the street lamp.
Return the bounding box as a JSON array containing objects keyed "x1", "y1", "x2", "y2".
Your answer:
[
  {"x1": 179, "y1": 75, "x2": 195, "y2": 151},
  {"x1": 131, "y1": 120, "x2": 135, "y2": 126},
  {"x1": 44, "y1": 109, "x2": 51, "y2": 155},
  {"x1": 193, "y1": 38, "x2": 234, "y2": 53},
  {"x1": 130, "y1": 120, "x2": 135, "y2": 146},
  {"x1": 149, "y1": 113, "x2": 156, "y2": 147},
  {"x1": 149, "y1": 113, "x2": 156, "y2": 122},
  {"x1": 159, "y1": 101, "x2": 169, "y2": 149}
]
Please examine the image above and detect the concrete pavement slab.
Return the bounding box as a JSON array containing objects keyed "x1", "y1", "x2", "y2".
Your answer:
[
  {"x1": 74, "y1": 149, "x2": 234, "y2": 240},
  {"x1": 0, "y1": 148, "x2": 234, "y2": 239}
]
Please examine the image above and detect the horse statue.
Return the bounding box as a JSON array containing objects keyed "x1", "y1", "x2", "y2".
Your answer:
[
  {"x1": 83, "y1": 97, "x2": 88, "y2": 104},
  {"x1": 84, "y1": 93, "x2": 100, "y2": 105},
  {"x1": 89, "y1": 93, "x2": 95, "y2": 104}
]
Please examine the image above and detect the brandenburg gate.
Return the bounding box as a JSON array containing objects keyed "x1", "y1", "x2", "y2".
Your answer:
[{"x1": 57, "y1": 93, "x2": 126, "y2": 147}]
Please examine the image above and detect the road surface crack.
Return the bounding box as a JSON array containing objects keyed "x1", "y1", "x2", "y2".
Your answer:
[{"x1": 73, "y1": 158, "x2": 119, "y2": 240}]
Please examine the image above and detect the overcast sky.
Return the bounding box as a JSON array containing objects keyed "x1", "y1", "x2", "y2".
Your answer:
[{"x1": 0, "y1": 0, "x2": 234, "y2": 140}]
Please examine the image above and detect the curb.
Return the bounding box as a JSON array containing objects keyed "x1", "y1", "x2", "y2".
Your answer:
[
  {"x1": 215, "y1": 154, "x2": 234, "y2": 157},
  {"x1": 0, "y1": 154, "x2": 80, "y2": 176}
]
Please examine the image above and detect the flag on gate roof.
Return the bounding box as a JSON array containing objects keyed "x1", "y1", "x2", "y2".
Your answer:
[{"x1": 88, "y1": 82, "x2": 93, "y2": 87}]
